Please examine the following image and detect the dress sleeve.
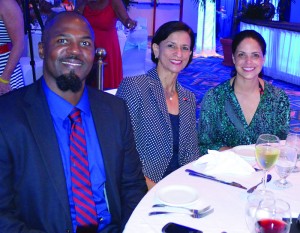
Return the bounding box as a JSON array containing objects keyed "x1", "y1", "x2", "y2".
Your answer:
[
  {"x1": 198, "y1": 90, "x2": 225, "y2": 155},
  {"x1": 273, "y1": 89, "x2": 290, "y2": 139},
  {"x1": 116, "y1": 76, "x2": 142, "y2": 132}
]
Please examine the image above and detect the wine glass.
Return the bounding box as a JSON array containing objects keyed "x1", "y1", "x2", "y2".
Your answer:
[
  {"x1": 285, "y1": 133, "x2": 300, "y2": 173},
  {"x1": 255, "y1": 134, "x2": 280, "y2": 192},
  {"x1": 274, "y1": 145, "x2": 297, "y2": 188},
  {"x1": 255, "y1": 198, "x2": 291, "y2": 233},
  {"x1": 245, "y1": 190, "x2": 274, "y2": 233}
]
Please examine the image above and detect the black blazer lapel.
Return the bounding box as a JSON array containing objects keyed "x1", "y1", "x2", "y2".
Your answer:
[
  {"x1": 22, "y1": 80, "x2": 71, "y2": 217},
  {"x1": 149, "y1": 79, "x2": 172, "y2": 131},
  {"x1": 87, "y1": 89, "x2": 120, "y2": 213}
]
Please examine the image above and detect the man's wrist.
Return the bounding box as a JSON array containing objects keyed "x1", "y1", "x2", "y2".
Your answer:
[{"x1": 0, "y1": 77, "x2": 9, "y2": 84}]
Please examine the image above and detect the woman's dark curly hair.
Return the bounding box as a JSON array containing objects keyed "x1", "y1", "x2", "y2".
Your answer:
[
  {"x1": 231, "y1": 29, "x2": 266, "y2": 78},
  {"x1": 151, "y1": 21, "x2": 195, "y2": 67}
]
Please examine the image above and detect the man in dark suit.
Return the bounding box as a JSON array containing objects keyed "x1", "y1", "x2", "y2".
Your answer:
[{"x1": 0, "y1": 11, "x2": 147, "y2": 233}]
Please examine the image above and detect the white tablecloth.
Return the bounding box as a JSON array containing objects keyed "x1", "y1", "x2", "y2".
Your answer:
[
  {"x1": 20, "y1": 57, "x2": 43, "y2": 86},
  {"x1": 124, "y1": 147, "x2": 300, "y2": 233}
]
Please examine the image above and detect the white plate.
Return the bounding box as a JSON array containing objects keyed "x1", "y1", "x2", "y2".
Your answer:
[
  {"x1": 156, "y1": 185, "x2": 199, "y2": 206},
  {"x1": 232, "y1": 145, "x2": 256, "y2": 162}
]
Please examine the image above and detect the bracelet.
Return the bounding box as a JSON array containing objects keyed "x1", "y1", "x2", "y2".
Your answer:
[{"x1": 0, "y1": 77, "x2": 9, "y2": 84}]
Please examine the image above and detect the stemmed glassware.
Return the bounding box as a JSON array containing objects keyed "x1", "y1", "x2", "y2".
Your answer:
[
  {"x1": 255, "y1": 134, "x2": 280, "y2": 192},
  {"x1": 285, "y1": 133, "x2": 300, "y2": 173},
  {"x1": 254, "y1": 198, "x2": 291, "y2": 233},
  {"x1": 245, "y1": 190, "x2": 274, "y2": 233},
  {"x1": 274, "y1": 145, "x2": 297, "y2": 188}
]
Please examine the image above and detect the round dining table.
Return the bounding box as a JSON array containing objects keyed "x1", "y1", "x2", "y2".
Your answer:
[{"x1": 124, "y1": 146, "x2": 300, "y2": 233}]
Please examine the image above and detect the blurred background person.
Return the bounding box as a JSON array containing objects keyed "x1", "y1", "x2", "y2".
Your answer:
[
  {"x1": 198, "y1": 30, "x2": 290, "y2": 155},
  {"x1": 216, "y1": 5, "x2": 227, "y2": 39},
  {"x1": 0, "y1": 0, "x2": 24, "y2": 95},
  {"x1": 117, "y1": 21, "x2": 200, "y2": 190},
  {"x1": 76, "y1": 0, "x2": 136, "y2": 89}
]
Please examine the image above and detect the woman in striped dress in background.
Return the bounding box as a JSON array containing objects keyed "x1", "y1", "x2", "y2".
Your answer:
[{"x1": 0, "y1": 0, "x2": 24, "y2": 95}]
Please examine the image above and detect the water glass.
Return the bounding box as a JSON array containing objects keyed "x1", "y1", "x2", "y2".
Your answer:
[
  {"x1": 285, "y1": 133, "x2": 300, "y2": 173},
  {"x1": 274, "y1": 145, "x2": 297, "y2": 188}
]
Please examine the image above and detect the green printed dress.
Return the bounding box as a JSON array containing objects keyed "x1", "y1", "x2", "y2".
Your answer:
[{"x1": 198, "y1": 80, "x2": 290, "y2": 155}]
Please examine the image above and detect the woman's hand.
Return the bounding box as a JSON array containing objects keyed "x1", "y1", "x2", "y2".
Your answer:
[
  {"x1": 219, "y1": 146, "x2": 232, "y2": 151},
  {"x1": 125, "y1": 18, "x2": 137, "y2": 30},
  {"x1": 0, "y1": 82, "x2": 12, "y2": 96},
  {"x1": 145, "y1": 176, "x2": 156, "y2": 190}
]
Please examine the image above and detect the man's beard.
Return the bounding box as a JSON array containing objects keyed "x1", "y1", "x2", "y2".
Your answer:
[{"x1": 56, "y1": 70, "x2": 83, "y2": 93}]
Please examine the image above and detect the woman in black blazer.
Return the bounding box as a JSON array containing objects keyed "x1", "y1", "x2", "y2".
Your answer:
[{"x1": 117, "y1": 21, "x2": 200, "y2": 189}]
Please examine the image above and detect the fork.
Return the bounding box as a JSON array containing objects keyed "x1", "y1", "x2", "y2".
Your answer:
[
  {"x1": 148, "y1": 207, "x2": 214, "y2": 218},
  {"x1": 152, "y1": 203, "x2": 211, "y2": 215},
  {"x1": 247, "y1": 174, "x2": 272, "y2": 193}
]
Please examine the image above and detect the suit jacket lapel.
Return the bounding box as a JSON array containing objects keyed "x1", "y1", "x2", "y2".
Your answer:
[
  {"x1": 22, "y1": 80, "x2": 71, "y2": 217},
  {"x1": 149, "y1": 78, "x2": 171, "y2": 131},
  {"x1": 177, "y1": 85, "x2": 194, "y2": 153},
  {"x1": 88, "y1": 89, "x2": 111, "y2": 168},
  {"x1": 87, "y1": 89, "x2": 119, "y2": 206}
]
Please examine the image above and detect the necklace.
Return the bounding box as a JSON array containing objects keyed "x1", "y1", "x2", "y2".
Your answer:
[
  {"x1": 232, "y1": 77, "x2": 264, "y2": 96},
  {"x1": 164, "y1": 90, "x2": 176, "y2": 101}
]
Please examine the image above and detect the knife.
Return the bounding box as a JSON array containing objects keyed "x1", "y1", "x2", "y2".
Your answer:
[
  {"x1": 185, "y1": 169, "x2": 216, "y2": 178},
  {"x1": 185, "y1": 169, "x2": 247, "y2": 190}
]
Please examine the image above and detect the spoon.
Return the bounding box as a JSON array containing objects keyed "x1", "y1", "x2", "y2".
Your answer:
[{"x1": 247, "y1": 174, "x2": 272, "y2": 193}]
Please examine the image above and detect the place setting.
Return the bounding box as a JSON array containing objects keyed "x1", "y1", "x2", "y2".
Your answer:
[
  {"x1": 243, "y1": 134, "x2": 300, "y2": 233},
  {"x1": 232, "y1": 144, "x2": 257, "y2": 166},
  {"x1": 149, "y1": 184, "x2": 214, "y2": 219},
  {"x1": 124, "y1": 133, "x2": 300, "y2": 233},
  {"x1": 245, "y1": 134, "x2": 297, "y2": 191},
  {"x1": 190, "y1": 133, "x2": 299, "y2": 194},
  {"x1": 186, "y1": 148, "x2": 257, "y2": 192}
]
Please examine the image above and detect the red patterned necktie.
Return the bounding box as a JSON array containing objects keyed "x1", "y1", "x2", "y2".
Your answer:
[{"x1": 69, "y1": 108, "x2": 98, "y2": 229}]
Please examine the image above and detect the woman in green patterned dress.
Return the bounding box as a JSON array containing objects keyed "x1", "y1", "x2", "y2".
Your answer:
[{"x1": 198, "y1": 30, "x2": 290, "y2": 155}]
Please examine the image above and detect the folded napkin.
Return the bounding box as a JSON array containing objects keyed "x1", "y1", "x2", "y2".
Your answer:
[{"x1": 193, "y1": 150, "x2": 255, "y2": 175}]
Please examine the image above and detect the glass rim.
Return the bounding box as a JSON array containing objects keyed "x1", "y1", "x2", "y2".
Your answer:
[
  {"x1": 258, "y1": 134, "x2": 280, "y2": 140},
  {"x1": 257, "y1": 134, "x2": 280, "y2": 144},
  {"x1": 279, "y1": 145, "x2": 298, "y2": 151},
  {"x1": 258, "y1": 198, "x2": 290, "y2": 209},
  {"x1": 287, "y1": 132, "x2": 300, "y2": 136}
]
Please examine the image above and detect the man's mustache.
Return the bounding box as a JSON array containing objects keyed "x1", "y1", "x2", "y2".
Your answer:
[{"x1": 61, "y1": 55, "x2": 83, "y2": 63}]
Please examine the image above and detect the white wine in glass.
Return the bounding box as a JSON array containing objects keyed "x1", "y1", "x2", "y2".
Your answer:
[{"x1": 255, "y1": 134, "x2": 280, "y2": 191}]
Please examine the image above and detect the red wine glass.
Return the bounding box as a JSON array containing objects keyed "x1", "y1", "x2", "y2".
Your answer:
[{"x1": 255, "y1": 198, "x2": 291, "y2": 233}]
